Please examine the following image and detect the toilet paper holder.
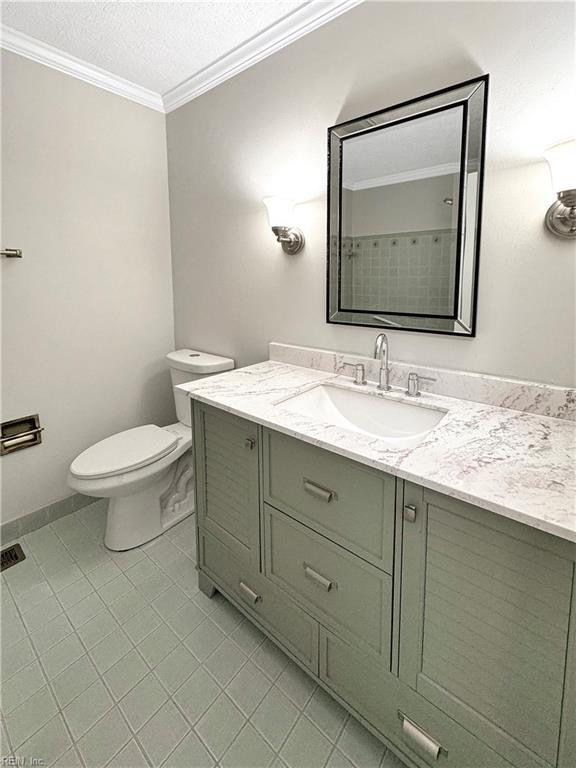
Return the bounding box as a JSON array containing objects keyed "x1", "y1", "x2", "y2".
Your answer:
[{"x1": 1, "y1": 414, "x2": 44, "y2": 455}]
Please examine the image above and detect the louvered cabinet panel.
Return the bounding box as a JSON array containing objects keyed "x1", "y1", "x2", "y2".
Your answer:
[
  {"x1": 193, "y1": 402, "x2": 260, "y2": 569},
  {"x1": 400, "y1": 483, "x2": 576, "y2": 768}
]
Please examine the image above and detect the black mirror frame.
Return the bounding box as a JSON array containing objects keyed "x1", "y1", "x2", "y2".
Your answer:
[{"x1": 326, "y1": 74, "x2": 489, "y2": 337}]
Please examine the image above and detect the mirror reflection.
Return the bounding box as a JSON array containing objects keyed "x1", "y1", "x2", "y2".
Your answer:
[{"x1": 341, "y1": 107, "x2": 462, "y2": 317}]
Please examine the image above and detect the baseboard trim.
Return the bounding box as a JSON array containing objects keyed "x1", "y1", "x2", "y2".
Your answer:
[{"x1": 0, "y1": 493, "x2": 97, "y2": 543}]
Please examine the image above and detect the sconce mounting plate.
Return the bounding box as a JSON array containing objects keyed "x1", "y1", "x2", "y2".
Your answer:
[
  {"x1": 545, "y1": 190, "x2": 576, "y2": 239},
  {"x1": 272, "y1": 226, "x2": 305, "y2": 255}
]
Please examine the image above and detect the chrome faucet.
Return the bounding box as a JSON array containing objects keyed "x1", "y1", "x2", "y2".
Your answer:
[{"x1": 374, "y1": 333, "x2": 391, "y2": 391}]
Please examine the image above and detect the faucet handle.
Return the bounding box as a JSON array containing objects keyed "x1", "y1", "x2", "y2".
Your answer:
[
  {"x1": 406, "y1": 372, "x2": 437, "y2": 397},
  {"x1": 338, "y1": 362, "x2": 367, "y2": 386}
]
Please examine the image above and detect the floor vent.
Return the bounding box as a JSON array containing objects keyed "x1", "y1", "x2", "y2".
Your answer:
[{"x1": 1, "y1": 543, "x2": 26, "y2": 572}]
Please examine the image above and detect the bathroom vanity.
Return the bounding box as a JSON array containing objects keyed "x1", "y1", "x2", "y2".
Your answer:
[{"x1": 183, "y1": 359, "x2": 576, "y2": 768}]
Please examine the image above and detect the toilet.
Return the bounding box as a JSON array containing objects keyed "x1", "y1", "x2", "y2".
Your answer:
[{"x1": 68, "y1": 349, "x2": 234, "y2": 551}]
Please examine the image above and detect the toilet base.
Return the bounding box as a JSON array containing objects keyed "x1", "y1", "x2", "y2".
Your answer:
[{"x1": 104, "y1": 452, "x2": 195, "y2": 551}]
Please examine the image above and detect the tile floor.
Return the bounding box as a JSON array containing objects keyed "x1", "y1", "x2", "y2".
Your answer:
[{"x1": 1, "y1": 501, "x2": 407, "y2": 768}]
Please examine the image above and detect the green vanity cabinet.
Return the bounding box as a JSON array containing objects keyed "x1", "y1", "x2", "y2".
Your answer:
[
  {"x1": 264, "y1": 504, "x2": 393, "y2": 663},
  {"x1": 193, "y1": 401, "x2": 576, "y2": 768},
  {"x1": 193, "y1": 403, "x2": 260, "y2": 569},
  {"x1": 199, "y1": 528, "x2": 319, "y2": 671},
  {"x1": 400, "y1": 482, "x2": 576, "y2": 768},
  {"x1": 319, "y1": 628, "x2": 512, "y2": 768},
  {"x1": 263, "y1": 429, "x2": 396, "y2": 572}
]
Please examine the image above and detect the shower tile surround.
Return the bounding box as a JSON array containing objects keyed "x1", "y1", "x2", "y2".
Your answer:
[
  {"x1": 341, "y1": 231, "x2": 456, "y2": 315},
  {"x1": 0, "y1": 503, "x2": 402, "y2": 768}
]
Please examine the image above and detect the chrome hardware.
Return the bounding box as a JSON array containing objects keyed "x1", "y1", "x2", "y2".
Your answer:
[
  {"x1": 239, "y1": 581, "x2": 261, "y2": 604},
  {"x1": 403, "y1": 504, "x2": 417, "y2": 523},
  {"x1": 405, "y1": 372, "x2": 437, "y2": 397},
  {"x1": 398, "y1": 712, "x2": 444, "y2": 760},
  {"x1": 374, "y1": 333, "x2": 391, "y2": 390},
  {"x1": 338, "y1": 362, "x2": 366, "y2": 386},
  {"x1": 374, "y1": 333, "x2": 391, "y2": 391},
  {"x1": 244, "y1": 437, "x2": 256, "y2": 450},
  {"x1": 271, "y1": 226, "x2": 306, "y2": 255},
  {"x1": 545, "y1": 189, "x2": 576, "y2": 239},
  {"x1": 303, "y1": 479, "x2": 336, "y2": 503},
  {"x1": 1, "y1": 415, "x2": 44, "y2": 455},
  {"x1": 1, "y1": 248, "x2": 22, "y2": 258},
  {"x1": 304, "y1": 564, "x2": 336, "y2": 592}
]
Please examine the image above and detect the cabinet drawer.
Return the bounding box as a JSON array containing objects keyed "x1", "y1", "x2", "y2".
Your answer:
[
  {"x1": 263, "y1": 429, "x2": 395, "y2": 572},
  {"x1": 199, "y1": 529, "x2": 318, "y2": 672},
  {"x1": 264, "y1": 504, "x2": 392, "y2": 662},
  {"x1": 320, "y1": 629, "x2": 512, "y2": 768}
]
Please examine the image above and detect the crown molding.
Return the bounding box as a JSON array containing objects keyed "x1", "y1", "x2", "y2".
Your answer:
[
  {"x1": 162, "y1": 0, "x2": 364, "y2": 113},
  {"x1": 0, "y1": 25, "x2": 164, "y2": 112},
  {"x1": 1, "y1": 1, "x2": 364, "y2": 114},
  {"x1": 343, "y1": 162, "x2": 460, "y2": 191}
]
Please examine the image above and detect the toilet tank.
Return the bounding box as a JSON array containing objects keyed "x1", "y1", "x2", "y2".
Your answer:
[{"x1": 166, "y1": 349, "x2": 235, "y2": 427}]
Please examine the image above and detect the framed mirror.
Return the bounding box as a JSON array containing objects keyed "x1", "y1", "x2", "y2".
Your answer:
[{"x1": 327, "y1": 75, "x2": 488, "y2": 336}]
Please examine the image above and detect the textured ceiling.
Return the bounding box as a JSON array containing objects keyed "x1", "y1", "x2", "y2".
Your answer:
[
  {"x1": 1, "y1": 1, "x2": 307, "y2": 94},
  {"x1": 343, "y1": 109, "x2": 462, "y2": 184}
]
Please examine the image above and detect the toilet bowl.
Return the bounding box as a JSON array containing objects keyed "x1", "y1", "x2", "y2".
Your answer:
[{"x1": 68, "y1": 349, "x2": 234, "y2": 551}]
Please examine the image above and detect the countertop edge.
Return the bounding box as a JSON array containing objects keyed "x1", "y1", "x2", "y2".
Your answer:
[{"x1": 186, "y1": 389, "x2": 576, "y2": 545}]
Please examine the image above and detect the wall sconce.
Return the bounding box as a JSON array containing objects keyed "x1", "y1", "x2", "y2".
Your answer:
[
  {"x1": 262, "y1": 197, "x2": 305, "y2": 254},
  {"x1": 544, "y1": 139, "x2": 576, "y2": 239}
]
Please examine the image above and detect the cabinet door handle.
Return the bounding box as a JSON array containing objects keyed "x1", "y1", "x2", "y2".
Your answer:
[
  {"x1": 239, "y1": 581, "x2": 261, "y2": 604},
  {"x1": 399, "y1": 712, "x2": 443, "y2": 760},
  {"x1": 303, "y1": 479, "x2": 336, "y2": 503},
  {"x1": 304, "y1": 564, "x2": 336, "y2": 592},
  {"x1": 244, "y1": 437, "x2": 256, "y2": 450},
  {"x1": 403, "y1": 504, "x2": 417, "y2": 523}
]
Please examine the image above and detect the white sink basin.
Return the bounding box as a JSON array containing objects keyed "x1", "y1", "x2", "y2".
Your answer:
[{"x1": 279, "y1": 385, "x2": 446, "y2": 448}]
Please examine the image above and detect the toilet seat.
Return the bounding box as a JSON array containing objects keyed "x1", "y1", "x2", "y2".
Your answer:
[{"x1": 70, "y1": 425, "x2": 180, "y2": 480}]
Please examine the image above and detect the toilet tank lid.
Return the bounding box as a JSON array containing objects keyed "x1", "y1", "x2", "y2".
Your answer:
[{"x1": 166, "y1": 349, "x2": 235, "y2": 374}]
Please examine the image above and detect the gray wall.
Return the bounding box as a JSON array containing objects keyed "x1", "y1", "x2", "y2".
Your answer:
[
  {"x1": 1, "y1": 52, "x2": 175, "y2": 522},
  {"x1": 343, "y1": 175, "x2": 457, "y2": 236},
  {"x1": 167, "y1": 1, "x2": 576, "y2": 387}
]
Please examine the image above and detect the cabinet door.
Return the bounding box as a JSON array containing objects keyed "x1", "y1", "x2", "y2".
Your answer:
[
  {"x1": 193, "y1": 402, "x2": 260, "y2": 569},
  {"x1": 399, "y1": 483, "x2": 576, "y2": 768},
  {"x1": 320, "y1": 628, "x2": 512, "y2": 768}
]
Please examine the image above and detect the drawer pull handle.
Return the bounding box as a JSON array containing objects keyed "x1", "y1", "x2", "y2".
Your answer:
[
  {"x1": 245, "y1": 437, "x2": 256, "y2": 450},
  {"x1": 239, "y1": 581, "x2": 261, "y2": 604},
  {"x1": 303, "y1": 479, "x2": 336, "y2": 503},
  {"x1": 304, "y1": 564, "x2": 336, "y2": 592},
  {"x1": 399, "y1": 712, "x2": 443, "y2": 760}
]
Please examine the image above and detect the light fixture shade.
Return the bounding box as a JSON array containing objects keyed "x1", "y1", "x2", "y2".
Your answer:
[
  {"x1": 262, "y1": 197, "x2": 295, "y2": 228},
  {"x1": 544, "y1": 139, "x2": 576, "y2": 192}
]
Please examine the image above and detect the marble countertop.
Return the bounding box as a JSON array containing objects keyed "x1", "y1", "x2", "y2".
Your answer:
[{"x1": 178, "y1": 361, "x2": 576, "y2": 543}]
